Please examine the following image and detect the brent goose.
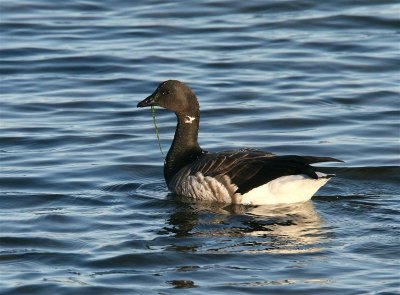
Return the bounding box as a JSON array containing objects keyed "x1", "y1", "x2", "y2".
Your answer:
[{"x1": 137, "y1": 80, "x2": 342, "y2": 205}]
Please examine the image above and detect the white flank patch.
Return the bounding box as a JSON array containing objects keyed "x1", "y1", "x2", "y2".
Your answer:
[
  {"x1": 241, "y1": 172, "x2": 332, "y2": 205},
  {"x1": 184, "y1": 115, "x2": 196, "y2": 124}
]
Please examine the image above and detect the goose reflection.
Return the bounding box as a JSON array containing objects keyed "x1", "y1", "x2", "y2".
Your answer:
[{"x1": 164, "y1": 197, "x2": 325, "y2": 254}]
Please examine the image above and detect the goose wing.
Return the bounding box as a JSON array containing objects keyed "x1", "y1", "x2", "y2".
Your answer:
[{"x1": 171, "y1": 149, "x2": 342, "y2": 195}]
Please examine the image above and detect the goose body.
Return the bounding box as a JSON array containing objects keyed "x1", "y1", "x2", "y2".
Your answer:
[{"x1": 137, "y1": 80, "x2": 341, "y2": 205}]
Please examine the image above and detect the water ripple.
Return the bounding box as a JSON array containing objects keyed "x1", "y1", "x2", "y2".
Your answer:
[{"x1": 1, "y1": 0, "x2": 399, "y2": 294}]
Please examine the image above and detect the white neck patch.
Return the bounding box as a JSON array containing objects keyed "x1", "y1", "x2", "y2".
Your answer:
[{"x1": 184, "y1": 115, "x2": 196, "y2": 124}]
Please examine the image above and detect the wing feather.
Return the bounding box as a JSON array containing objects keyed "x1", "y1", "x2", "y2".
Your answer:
[{"x1": 169, "y1": 150, "x2": 341, "y2": 195}]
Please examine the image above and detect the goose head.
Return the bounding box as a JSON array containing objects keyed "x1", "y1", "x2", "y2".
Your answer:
[{"x1": 137, "y1": 80, "x2": 199, "y2": 118}]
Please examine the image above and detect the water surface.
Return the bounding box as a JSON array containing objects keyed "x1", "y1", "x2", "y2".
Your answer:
[{"x1": 1, "y1": 1, "x2": 399, "y2": 294}]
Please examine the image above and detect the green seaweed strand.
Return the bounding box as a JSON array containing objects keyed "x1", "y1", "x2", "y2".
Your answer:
[{"x1": 151, "y1": 106, "x2": 164, "y2": 156}]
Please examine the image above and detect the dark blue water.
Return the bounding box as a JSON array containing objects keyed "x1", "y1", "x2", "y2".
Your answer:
[{"x1": 1, "y1": 1, "x2": 399, "y2": 294}]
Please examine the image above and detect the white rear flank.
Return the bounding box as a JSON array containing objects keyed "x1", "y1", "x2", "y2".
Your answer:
[{"x1": 241, "y1": 172, "x2": 332, "y2": 205}]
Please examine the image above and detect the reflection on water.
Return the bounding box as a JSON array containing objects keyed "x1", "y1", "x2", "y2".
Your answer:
[
  {"x1": 164, "y1": 200, "x2": 324, "y2": 254},
  {"x1": 244, "y1": 202, "x2": 323, "y2": 254},
  {"x1": 167, "y1": 279, "x2": 197, "y2": 289}
]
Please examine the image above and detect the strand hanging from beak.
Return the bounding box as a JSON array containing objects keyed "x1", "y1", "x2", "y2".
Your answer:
[{"x1": 151, "y1": 106, "x2": 164, "y2": 156}]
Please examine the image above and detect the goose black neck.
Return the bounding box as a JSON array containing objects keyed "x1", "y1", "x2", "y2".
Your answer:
[{"x1": 164, "y1": 113, "x2": 203, "y2": 185}]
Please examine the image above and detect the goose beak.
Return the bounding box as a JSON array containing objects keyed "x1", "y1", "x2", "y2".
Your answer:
[{"x1": 137, "y1": 94, "x2": 157, "y2": 108}]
